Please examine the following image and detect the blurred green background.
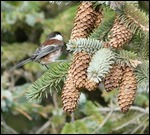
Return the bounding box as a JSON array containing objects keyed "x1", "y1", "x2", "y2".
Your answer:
[{"x1": 1, "y1": 1, "x2": 149, "y2": 134}]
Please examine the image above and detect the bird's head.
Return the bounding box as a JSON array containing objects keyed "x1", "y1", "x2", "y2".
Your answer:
[{"x1": 46, "y1": 31, "x2": 63, "y2": 41}]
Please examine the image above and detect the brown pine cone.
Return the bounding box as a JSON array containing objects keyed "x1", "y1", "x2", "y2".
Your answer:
[
  {"x1": 104, "y1": 64, "x2": 123, "y2": 92},
  {"x1": 71, "y1": 51, "x2": 91, "y2": 89},
  {"x1": 105, "y1": 18, "x2": 133, "y2": 48},
  {"x1": 85, "y1": 79, "x2": 99, "y2": 91},
  {"x1": 118, "y1": 66, "x2": 137, "y2": 113},
  {"x1": 70, "y1": 1, "x2": 97, "y2": 39},
  {"x1": 61, "y1": 76, "x2": 80, "y2": 114}
]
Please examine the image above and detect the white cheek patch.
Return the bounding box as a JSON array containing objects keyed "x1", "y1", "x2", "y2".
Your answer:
[
  {"x1": 51, "y1": 34, "x2": 63, "y2": 41},
  {"x1": 56, "y1": 34, "x2": 63, "y2": 40}
]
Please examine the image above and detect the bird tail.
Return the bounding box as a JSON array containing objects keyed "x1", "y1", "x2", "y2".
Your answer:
[{"x1": 13, "y1": 58, "x2": 32, "y2": 69}]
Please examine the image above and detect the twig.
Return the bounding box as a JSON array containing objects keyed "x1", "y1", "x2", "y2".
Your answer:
[
  {"x1": 131, "y1": 116, "x2": 149, "y2": 134},
  {"x1": 14, "y1": 107, "x2": 32, "y2": 120},
  {"x1": 140, "y1": 120, "x2": 149, "y2": 133},
  {"x1": 71, "y1": 113, "x2": 75, "y2": 123},
  {"x1": 52, "y1": 92, "x2": 58, "y2": 109},
  {"x1": 92, "y1": 110, "x2": 113, "y2": 134},
  {"x1": 51, "y1": 122, "x2": 58, "y2": 134},
  {"x1": 35, "y1": 119, "x2": 51, "y2": 134},
  {"x1": 98, "y1": 106, "x2": 149, "y2": 114},
  {"x1": 113, "y1": 113, "x2": 145, "y2": 131}
]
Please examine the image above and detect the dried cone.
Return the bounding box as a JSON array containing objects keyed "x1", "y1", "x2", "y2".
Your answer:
[
  {"x1": 104, "y1": 64, "x2": 123, "y2": 92},
  {"x1": 85, "y1": 79, "x2": 99, "y2": 91},
  {"x1": 104, "y1": 18, "x2": 133, "y2": 48},
  {"x1": 69, "y1": 1, "x2": 102, "y2": 90},
  {"x1": 61, "y1": 72, "x2": 80, "y2": 114},
  {"x1": 118, "y1": 66, "x2": 137, "y2": 113},
  {"x1": 67, "y1": 51, "x2": 99, "y2": 91},
  {"x1": 70, "y1": 52, "x2": 91, "y2": 89},
  {"x1": 62, "y1": 2, "x2": 103, "y2": 114},
  {"x1": 70, "y1": 1, "x2": 97, "y2": 39}
]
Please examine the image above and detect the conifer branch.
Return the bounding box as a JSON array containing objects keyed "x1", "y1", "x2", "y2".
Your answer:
[
  {"x1": 134, "y1": 61, "x2": 149, "y2": 93},
  {"x1": 129, "y1": 32, "x2": 149, "y2": 60},
  {"x1": 92, "y1": 1, "x2": 126, "y2": 10},
  {"x1": 137, "y1": 34, "x2": 149, "y2": 60},
  {"x1": 25, "y1": 61, "x2": 70, "y2": 102},
  {"x1": 87, "y1": 48, "x2": 115, "y2": 83},
  {"x1": 117, "y1": 3, "x2": 149, "y2": 34},
  {"x1": 66, "y1": 38, "x2": 103, "y2": 55},
  {"x1": 115, "y1": 50, "x2": 138, "y2": 67},
  {"x1": 49, "y1": 1, "x2": 71, "y2": 5},
  {"x1": 90, "y1": 8, "x2": 116, "y2": 40}
]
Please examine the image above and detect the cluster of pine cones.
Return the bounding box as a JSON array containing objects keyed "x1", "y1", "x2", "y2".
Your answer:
[{"x1": 62, "y1": 2, "x2": 137, "y2": 114}]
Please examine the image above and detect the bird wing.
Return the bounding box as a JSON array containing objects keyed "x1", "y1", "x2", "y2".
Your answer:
[
  {"x1": 13, "y1": 44, "x2": 62, "y2": 69},
  {"x1": 33, "y1": 45, "x2": 62, "y2": 61}
]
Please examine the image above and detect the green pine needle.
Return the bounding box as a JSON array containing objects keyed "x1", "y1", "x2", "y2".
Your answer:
[
  {"x1": 118, "y1": 3, "x2": 149, "y2": 34},
  {"x1": 128, "y1": 32, "x2": 149, "y2": 60},
  {"x1": 87, "y1": 48, "x2": 115, "y2": 83},
  {"x1": 90, "y1": 7, "x2": 116, "y2": 40},
  {"x1": 115, "y1": 50, "x2": 137, "y2": 67},
  {"x1": 134, "y1": 61, "x2": 149, "y2": 93},
  {"x1": 49, "y1": 1, "x2": 71, "y2": 5},
  {"x1": 61, "y1": 120, "x2": 89, "y2": 134},
  {"x1": 136, "y1": 33, "x2": 149, "y2": 60},
  {"x1": 66, "y1": 38, "x2": 104, "y2": 55},
  {"x1": 92, "y1": 1, "x2": 126, "y2": 10},
  {"x1": 25, "y1": 61, "x2": 70, "y2": 103}
]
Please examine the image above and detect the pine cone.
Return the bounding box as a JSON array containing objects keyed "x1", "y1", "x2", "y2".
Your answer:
[
  {"x1": 104, "y1": 64, "x2": 123, "y2": 92},
  {"x1": 61, "y1": 76, "x2": 80, "y2": 114},
  {"x1": 69, "y1": 1, "x2": 102, "y2": 91},
  {"x1": 70, "y1": 1, "x2": 97, "y2": 39},
  {"x1": 70, "y1": 52, "x2": 91, "y2": 89},
  {"x1": 118, "y1": 66, "x2": 137, "y2": 113},
  {"x1": 85, "y1": 79, "x2": 99, "y2": 91},
  {"x1": 105, "y1": 18, "x2": 133, "y2": 48}
]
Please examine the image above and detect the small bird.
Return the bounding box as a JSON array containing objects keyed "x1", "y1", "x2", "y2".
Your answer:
[{"x1": 14, "y1": 31, "x2": 64, "y2": 69}]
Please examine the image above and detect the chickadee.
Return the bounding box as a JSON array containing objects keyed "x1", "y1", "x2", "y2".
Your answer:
[{"x1": 14, "y1": 31, "x2": 64, "y2": 69}]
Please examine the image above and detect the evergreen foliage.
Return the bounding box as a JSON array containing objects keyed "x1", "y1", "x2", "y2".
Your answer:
[
  {"x1": 87, "y1": 48, "x2": 115, "y2": 83},
  {"x1": 26, "y1": 61, "x2": 70, "y2": 102},
  {"x1": 1, "y1": 1, "x2": 149, "y2": 134},
  {"x1": 90, "y1": 8, "x2": 116, "y2": 40},
  {"x1": 115, "y1": 49, "x2": 138, "y2": 67},
  {"x1": 118, "y1": 3, "x2": 149, "y2": 34},
  {"x1": 67, "y1": 38, "x2": 103, "y2": 54},
  {"x1": 135, "y1": 61, "x2": 149, "y2": 93}
]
